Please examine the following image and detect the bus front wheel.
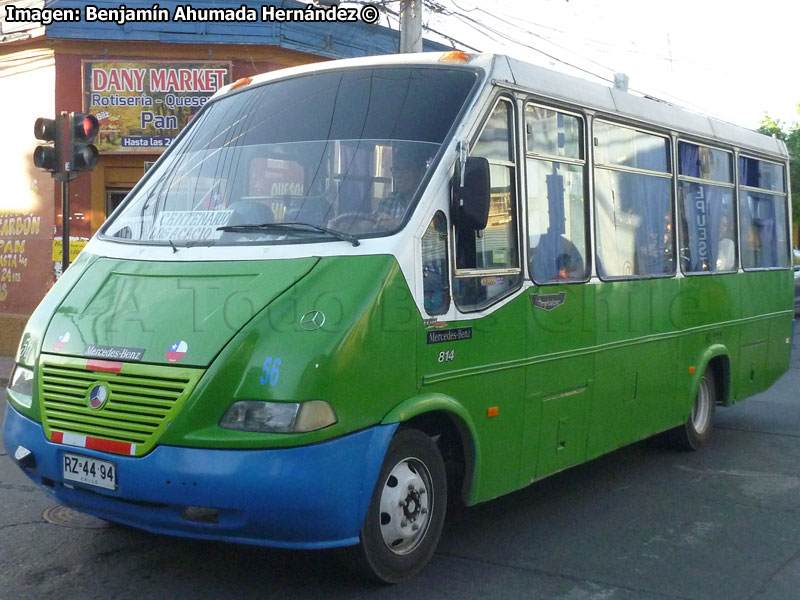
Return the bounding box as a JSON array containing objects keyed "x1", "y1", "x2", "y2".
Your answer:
[
  {"x1": 669, "y1": 367, "x2": 716, "y2": 451},
  {"x1": 355, "y1": 428, "x2": 447, "y2": 583}
]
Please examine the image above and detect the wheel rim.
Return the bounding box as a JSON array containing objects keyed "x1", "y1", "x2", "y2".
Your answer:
[
  {"x1": 692, "y1": 377, "x2": 711, "y2": 434},
  {"x1": 378, "y1": 456, "x2": 433, "y2": 555}
]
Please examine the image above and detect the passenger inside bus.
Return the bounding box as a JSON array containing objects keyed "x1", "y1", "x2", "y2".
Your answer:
[
  {"x1": 716, "y1": 213, "x2": 735, "y2": 271},
  {"x1": 531, "y1": 231, "x2": 585, "y2": 281}
]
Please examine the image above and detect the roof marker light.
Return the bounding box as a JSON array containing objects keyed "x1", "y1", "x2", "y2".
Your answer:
[
  {"x1": 439, "y1": 50, "x2": 472, "y2": 64},
  {"x1": 230, "y1": 77, "x2": 253, "y2": 91}
]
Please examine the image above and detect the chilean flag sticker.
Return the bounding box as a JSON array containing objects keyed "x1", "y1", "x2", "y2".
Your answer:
[
  {"x1": 54, "y1": 332, "x2": 70, "y2": 350},
  {"x1": 166, "y1": 340, "x2": 188, "y2": 363}
]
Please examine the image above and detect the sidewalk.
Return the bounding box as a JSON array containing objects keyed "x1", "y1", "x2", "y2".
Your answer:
[{"x1": 0, "y1": 355, "x2": 14, "y2": 387}]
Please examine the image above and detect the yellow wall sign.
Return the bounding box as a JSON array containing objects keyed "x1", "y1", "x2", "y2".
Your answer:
[
  {"x1": 83, "y1": 60, "x2": 231, "y2": 153},
  {"x1": 52, "y1": 240, "x2": 87, "y2": 263}
]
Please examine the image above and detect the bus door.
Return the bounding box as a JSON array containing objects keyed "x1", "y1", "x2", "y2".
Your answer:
[{"x1": 521, "y1": 104, "x2": 594, "y2": 483}]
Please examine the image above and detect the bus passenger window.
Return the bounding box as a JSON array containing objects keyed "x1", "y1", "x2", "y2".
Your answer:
[
  {"x1": 422, "y1": 211, "x2": 450, "y2": 315},
  {"x1": 678, "y1": 142, "x2": 736, "y2": 273},
  {"x1": 526, "y1": 105, "x2": 588, "y2": 283},
  {"x1": 594, "y1": 122, "x2": 674, "y2": 278},
  {"x1": 454, "y1": 98, "x2": 522, "y2": 311},
  {"x1": 738, "y1": 156, "x2": 789, "y2": 269}
]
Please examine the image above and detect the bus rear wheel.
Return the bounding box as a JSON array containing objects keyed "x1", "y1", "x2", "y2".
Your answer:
[
  {"x1": 354, "y1": 428, "x2": 447, "y2": 583},
  {"x1": 669, "y1": 367, "x2": 716, "y2": 451}
]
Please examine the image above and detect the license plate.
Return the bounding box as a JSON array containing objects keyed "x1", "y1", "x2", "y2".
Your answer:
[{"x1": 62, "y1": 452, "x2": 117, "y2": 491}]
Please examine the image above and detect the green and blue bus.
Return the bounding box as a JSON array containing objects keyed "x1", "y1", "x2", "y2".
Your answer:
[{"x1": 4, "y1": 51, "x2": 793, "y2": 582}]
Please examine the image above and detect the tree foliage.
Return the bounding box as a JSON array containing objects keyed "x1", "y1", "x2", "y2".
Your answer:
[{"x1": 757, "y1": 113, "x2": 800, "y2": 231}]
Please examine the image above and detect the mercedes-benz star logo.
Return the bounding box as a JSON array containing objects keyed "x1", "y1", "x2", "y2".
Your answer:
[
  {"x1": 87, "y1": 383, "x2": 110, "y2": 410},
  {"x1": 300, "y1": 310, "x2": 326, "y2": 331}
]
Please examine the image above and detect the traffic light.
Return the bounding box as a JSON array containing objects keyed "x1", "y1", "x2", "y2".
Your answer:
[
  {"x1": 33, "y1": 115, "x2": 64, "y2": 173},
  {"x1": 68, "y1": 112, "x2": 99, "y2": 172}
]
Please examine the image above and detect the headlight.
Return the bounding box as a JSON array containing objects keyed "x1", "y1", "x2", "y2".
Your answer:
[
  {"x1": 8, "y1": 365, "x2": 34, "y2": 408},
  {"x1": 219, "y1": 400, "x2": 337, "y2": 433}
]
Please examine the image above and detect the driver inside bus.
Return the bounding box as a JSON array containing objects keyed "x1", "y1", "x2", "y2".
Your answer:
[{"x1": 375, "y1": 148, "x2": 429, "y2": 229}]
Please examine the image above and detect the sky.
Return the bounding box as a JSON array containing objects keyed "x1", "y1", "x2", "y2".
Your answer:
[{"x1": 373, "y1": 0, "x2": 800, "y2": 131}]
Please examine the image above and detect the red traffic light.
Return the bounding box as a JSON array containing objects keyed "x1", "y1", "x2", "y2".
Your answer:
[
  {"x1": 68, "y1": 112, "x2": 99, "y2": 171},
  {"x1": 72, "y1": 113, "x2": 99, "y2": 142}
]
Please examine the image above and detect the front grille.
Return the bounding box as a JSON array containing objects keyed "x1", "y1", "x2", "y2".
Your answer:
[{"x1": 39, "y1": 354, "x2": 203, "y2": 456}]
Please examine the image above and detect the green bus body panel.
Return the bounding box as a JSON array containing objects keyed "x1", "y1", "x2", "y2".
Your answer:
[
  {"x1": 158, "y1": 254, "x2": 418, "y2": 449},
  {"x1": 526, "y1": 282, "x2": 595, "y2": 483},
  {"x1": 414, "y1": 270, "x2": 792, "y2": 505},
  {"x1": 41, "y1": 257, "x2": 319, "y2": 367},
  {"x1": 15, "y1": 252, "x2": 98, "y2": 366},
  {"x1": 418, "y1": 295, "x2": 528, "y2": 504}
]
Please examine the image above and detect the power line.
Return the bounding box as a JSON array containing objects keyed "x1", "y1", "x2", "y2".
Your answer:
[
  {"x1": 474, "y1": 3, "x2": 729, "y2": 73},
  {"x1": 454, "y1": 5, "x2": 715, "y2": 113},
  {"x1": 436, "y1": 1, "x2": 723, "y2": 119},
  {"x1": 470, "y1": 6, "x2": 621, "y2": 76},
  {"x1": 452, "y1": 11, "x2": 615, "y2": 85},
  {"x1": 449, "y1": 0, "x2": 477, "y2": 11}
]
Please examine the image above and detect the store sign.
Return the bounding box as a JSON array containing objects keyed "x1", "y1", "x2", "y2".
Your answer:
[
  {"x1": 0, "y1": 211, "x2": 42, "y2": 303},
  {"x1": 83, "y1": 60, "x2": 231, "y2": 153},
  {"x1": 52, "y1": 239, "x2": 88, "y2": 263}
]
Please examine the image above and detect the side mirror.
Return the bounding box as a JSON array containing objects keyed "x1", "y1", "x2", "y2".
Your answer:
[{"x1": 452, "y1": 156, "x2": 491, "y2": 230}]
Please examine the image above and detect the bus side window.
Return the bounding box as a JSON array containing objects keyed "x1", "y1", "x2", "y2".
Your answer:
[
  {"x1": 453, "y1": 98, "x2": 522, "y2": 311},
  {"x1": 677, "y1": 142, "x2": 736, "y2": 273},
  {"x1": 593, "y1": 122, "x2": 674, "y2": 278},
  {"x1": 738, "y1": 157, "x2": 790, "y2": 269},
  {"x1": 422, "y1": 211, "x2": 450, "y2": 315},
  {"x1": 525, "y1": 105, "x2": 588, "y2": 283}
]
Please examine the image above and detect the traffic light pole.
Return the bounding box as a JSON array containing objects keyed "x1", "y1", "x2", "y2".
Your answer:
[
  {"x1": 34, "y1": 111, "x2": 100, "y2": 274},
  {"x1": 61, "y1": 179, "x2": 70, "y2": 269}
]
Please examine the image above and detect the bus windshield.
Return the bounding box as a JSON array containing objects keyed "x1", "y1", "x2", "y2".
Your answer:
[{"x1": 102, "y1": 66, "x2": 477, "y2": 245}]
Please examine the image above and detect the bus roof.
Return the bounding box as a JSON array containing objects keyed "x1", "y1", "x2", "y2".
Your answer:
[
  {"x1": 501, "y1": 56, "x2": 788, "y2": 160},
  {"x1": 217, "y1": 52, "x2": 787, "y2": 160}
]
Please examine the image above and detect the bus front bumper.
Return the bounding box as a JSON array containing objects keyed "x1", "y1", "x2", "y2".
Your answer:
[{"x1": 3, "y1": 404, "x2": 396, "y2": 549}]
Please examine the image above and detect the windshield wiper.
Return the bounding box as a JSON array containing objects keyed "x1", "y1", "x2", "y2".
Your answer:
[{"x1": 217, "y1": 221, "x2": 360, "y2": 247}]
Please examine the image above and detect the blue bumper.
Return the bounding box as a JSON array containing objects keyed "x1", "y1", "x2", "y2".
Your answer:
[{"x1": 2, "y1": 404, "x2": 396, "y2": 549}]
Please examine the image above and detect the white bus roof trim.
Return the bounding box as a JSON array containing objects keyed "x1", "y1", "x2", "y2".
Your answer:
[{"x1": 213, "y1": 52, "x2": 787, "y2": 160}]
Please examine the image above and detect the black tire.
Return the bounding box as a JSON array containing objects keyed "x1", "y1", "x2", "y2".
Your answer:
[
  {"x1": 353, "y1": 428, "x2": 447, "y2": 583},
  {"x1": 668, "y1": 367, "x2": 716, "y2": 451}
]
